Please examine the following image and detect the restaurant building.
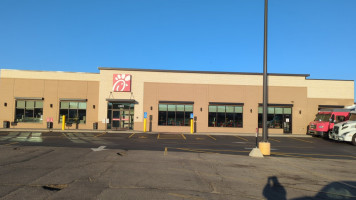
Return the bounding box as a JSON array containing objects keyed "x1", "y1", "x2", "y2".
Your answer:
[{"x1": 0, "y1": 67, "x2": 354, "y2": 134}]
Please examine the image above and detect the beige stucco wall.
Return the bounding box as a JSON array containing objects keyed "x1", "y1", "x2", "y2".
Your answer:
[
  {"x1": 0, "y1": 69, "x2": 99, "y2": 129},
  {"x1": 98, "y1": 69, "x2": 354, "y2": 133},
  {"x1": 143, "y1": 82, "x2": 310, "y2": 134},
  {"x1": 0, "y1": 69, "x2": 99, "y2": 81},
  {"x1": 0, "y1": 68, "x2": 354, "y2": 134}
]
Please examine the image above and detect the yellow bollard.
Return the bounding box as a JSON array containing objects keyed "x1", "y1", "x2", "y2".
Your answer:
[
  {"x1": 190, "y1": 119, "x2": 193, "y2": 134},
  {"x1": 62, "y1": 115, "x2": 65, "y2": 130},
  {"x1": 259, "y1": 142, "x2": 271, "y2": 156},
  {"x1": 143, "y1": 118, "x2": 147, "y2": 132}
]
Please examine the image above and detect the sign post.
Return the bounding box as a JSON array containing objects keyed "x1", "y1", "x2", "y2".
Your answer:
[
  {"x1": 190, "y1": 113, "x2": 194, "y2": 134},
  {"x1": 143, "y1": 112, "x2": 147, "y2": 132}
]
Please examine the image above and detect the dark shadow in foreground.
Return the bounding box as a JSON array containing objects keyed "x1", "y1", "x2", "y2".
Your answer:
[
  {"x1": 263, "y1": 176, "x2": 287, "y2": 200},
  {"x1": 292, "y1": 181, "x2": 356, "y2": 200}
]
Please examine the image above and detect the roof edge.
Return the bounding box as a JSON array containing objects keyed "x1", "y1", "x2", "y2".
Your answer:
[
  {"x1": 1, "y1": 69, "x2": 99, "y2": 75},
  {"x1": 306, "y1": 78, "x2": 354, "y2": 82},
  {"x1": 98, "y1": 67, "x2": 310, "y2": 77}
]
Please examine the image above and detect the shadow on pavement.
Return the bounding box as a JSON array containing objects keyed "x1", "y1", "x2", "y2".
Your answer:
[
  {"x1": 262, "y1": 176, "x2": 356, "y2": 200},
  {"x1": 263, "y1": 176, "x2": 287, "y2": 200},
  {"x1": 291, "y1": 181, "x2": 356, "y2": 200}
]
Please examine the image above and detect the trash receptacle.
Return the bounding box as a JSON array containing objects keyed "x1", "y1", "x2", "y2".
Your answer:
[
  {"x1": 3, "y1": 121, "x2": 10, "y2": 128},
  {"x1": 93, "y1": 122, "x2": 98, "y2": 130},
  {"x1": 47, "y1": 122, "x2": 53, "y2": 129}
]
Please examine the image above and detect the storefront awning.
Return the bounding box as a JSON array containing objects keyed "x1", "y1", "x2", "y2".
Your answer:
[
  {"x1": 258, "y1": 103, "x2": 293, "y2": 107},
  {"x1": 15, "y1": 97, "x2": 44, "y2": 100},
  {"x1": 59, "y1": 98, "x2": 87, "y2": 101},
  {"x1": 106, "y1": 99, "x2": 137, "y2": 104},
  {"x1": 209, "y1": 102, "x2": 244, "y2": 106},
  {"x1": 159, "y1": 101, "x2": 194, "y2": 104}
]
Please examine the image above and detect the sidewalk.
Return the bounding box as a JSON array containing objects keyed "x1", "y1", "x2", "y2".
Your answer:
[{"x1": 0, "y1": 128, "x2": 312, "y2": 137}]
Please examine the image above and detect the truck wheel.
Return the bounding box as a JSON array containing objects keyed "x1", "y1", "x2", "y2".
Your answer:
[
  {"x1": 322, "y1": 132, "x2": 329, "y2": 139},
  {"x1": 352, "y1": 134, "x2": 356, "y2": 146}
]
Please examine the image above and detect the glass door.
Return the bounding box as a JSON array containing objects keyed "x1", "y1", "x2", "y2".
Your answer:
[
  {"x1": 283, "y1": 114, "x2": 292, "y2": 134},
  {"x1": 107, "y1": 102, "x2": 134, "y2": 130},
  {"x1": 112, "y1": 110, "x2": 121, "y2": 129}
]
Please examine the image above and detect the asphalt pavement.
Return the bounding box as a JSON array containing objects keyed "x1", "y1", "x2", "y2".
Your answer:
[{"x1": 0, "y1": 131, "x2": 355, "y2": 199}]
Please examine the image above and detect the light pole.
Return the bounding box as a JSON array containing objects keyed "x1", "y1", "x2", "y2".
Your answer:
[
  {"x1": 249, "y1": 0, "x2": 270, "y2": 158},
  {"x1": 259, "y1": 0, "x2": 271, "y2": 155}
]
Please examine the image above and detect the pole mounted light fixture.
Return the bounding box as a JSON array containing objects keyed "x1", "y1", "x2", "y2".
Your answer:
[
  {"x1": 250, "y1": 0, "x2": 270, "y2": 158},
  {"x1": 259, "y1": 0, "x2": 271, "y2": 156},
  {"x1": 262, "y1": 0, "x2": 268, "y2": 143}
]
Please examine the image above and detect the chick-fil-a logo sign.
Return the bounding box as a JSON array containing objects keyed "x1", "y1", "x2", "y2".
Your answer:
[{"x1": 113, "y1": 74, "x2": 131, "y2": 92}]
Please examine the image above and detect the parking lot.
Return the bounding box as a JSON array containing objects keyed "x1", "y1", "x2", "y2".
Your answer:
[
  {"x1": 0, "y1": 131, "x2": 355, "y2": 199},
  {"x1": 1, "y1": 131, "x2": 355, "y2": 160}
]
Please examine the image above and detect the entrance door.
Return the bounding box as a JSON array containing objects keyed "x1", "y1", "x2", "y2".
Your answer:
[
  {"x1": 112, "y1": 110, "x2": 121, "y2": 129},
  {"x1": 107, "y1": 102, "x2": 134, "y2": 130},
  {"x1": 283, "y1": 114, "x2": 292, "y2": 134}
]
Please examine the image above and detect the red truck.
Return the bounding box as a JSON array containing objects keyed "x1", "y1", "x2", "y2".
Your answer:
[{"x1": 307, "y1": 108, "x2": 351, "y2": 138}]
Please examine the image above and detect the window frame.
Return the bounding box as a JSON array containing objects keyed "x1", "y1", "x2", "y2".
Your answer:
[
  {"x1": 258, "y1": 105, "x2": 292, "y2": 129},
  {"x1": 14, "y1": 100, "x2": 43, "y2": 123},
  {"x1": 208, "y1": 103, "x2": 243, "y2": 128},
  {"x1": 158, "y1": 103, "x2": 193, "y2": 126},
  {"x1": 59, "y1": 101, "x2": 87, "y2": 124}
]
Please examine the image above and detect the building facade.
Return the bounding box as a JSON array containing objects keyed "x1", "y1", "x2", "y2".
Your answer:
[{"x1": 0, "y1": 68, "x2": 354, "y2": 134}]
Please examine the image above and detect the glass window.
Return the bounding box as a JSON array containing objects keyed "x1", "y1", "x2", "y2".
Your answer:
[
  {"x1": 275, "y1": 107, "x2": 283, "y2": 114},
  {"x1": 235, "y1": 106, "x2": 243, "y2": 113},
  {"x1": 26, "y1": 101, "x2": 35, "y2": 109},
  {"x1": 226, "y1": 106, "x2": 234, "y2": 113},
  {"x1": 258, "y1": 107, "x2": 263, "y2": 114},
  {"x1": 35, "y1": 101, "x2": 43, "y2": 108},
  {"x1": 69, "y1": 102, "x2": 78, "y2": 109},
  {"x1": 17, "y1": 100, "x2": 25, "y2": 108},
  {"x1": 177, "y1": 105, "x2": 184, "y2": 112},
  {"x1": 268, "y1": 107, "x2": 274, "y2": 114},
  {"x1": 168, "y1": 105, "x2": 176, "y2": 112},
  {"x1": 78, "y1": 102, "x2": 87, "y2": 109},
  {"x1": 208, "y1": 104, "x2": 243, "y2": 128},
  {"x1": 258, "y1": 106, "x2": 292, "y2": 129},
  {"x1": 158, "y1": 103, "x2": 193, "y2": 126},
  {"x1": 284, "y1": 108, "x2": 292, "y2": 114},
  {"x1": 15, "y1": 100, "x2": 43, "y2": 123},
  {"x1": 185, "y1": 105, "x2": 193, "y2": 112},
  {"x1": 217, "y1": 106, "x2": 225, "y2": 113},
  {"x1": 159, "y1": 104, "x2": 167, "y2": 111},
  {"x1": 61, "y1": 102, "x2": 69, "y2": 109},
  {"x1": 209, "y1": 106, "x2": 217, "y2": 112},
  {"x1": 59, "y1": 101, "x2": 87, "y2": 124}
]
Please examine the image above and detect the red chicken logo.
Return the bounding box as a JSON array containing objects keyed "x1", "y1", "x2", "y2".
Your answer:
[{"x1": 113, "y1": 74, "x2": 131, "y2": 92}]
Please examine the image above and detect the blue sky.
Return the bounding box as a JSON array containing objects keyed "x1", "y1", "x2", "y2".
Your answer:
[{"x1": 0, "y1": 0, "x2": 355, "y2": 100}]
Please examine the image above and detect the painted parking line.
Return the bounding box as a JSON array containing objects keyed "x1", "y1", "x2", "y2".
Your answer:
[
  {"x1": 269, "y1": 138, "x2": 281, "y2": 142},
  {"x1": 234, "y1": 135, "x2": 248, "y2": 141},
  {"x1": 290, "y1": 137, "x2": 313, "y2": 144},
  {"x1": 157, "y1": 134, "x2": 185, "y2": 140},
  {"x1": 168, "y1": 193, "x2": 204, "y2": 200},
  {"x1": 128, "y1": 133, "x2": 135, "y2": 138},
  {"x1": 4, "y1": 142, "x2": 19, "y2": 146},
  {"x1": 272, "y1": 152, "x2": 356, "y2": 159},
  {"x1": 94, "y1": 132, "x2": 106, "y2": 138},
  {"x1": 174, "y1": 147, "x2": 250, "y2": 154},
  {"x1": 207, "y1": 135, "x2": 217, "y2": 141}
]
